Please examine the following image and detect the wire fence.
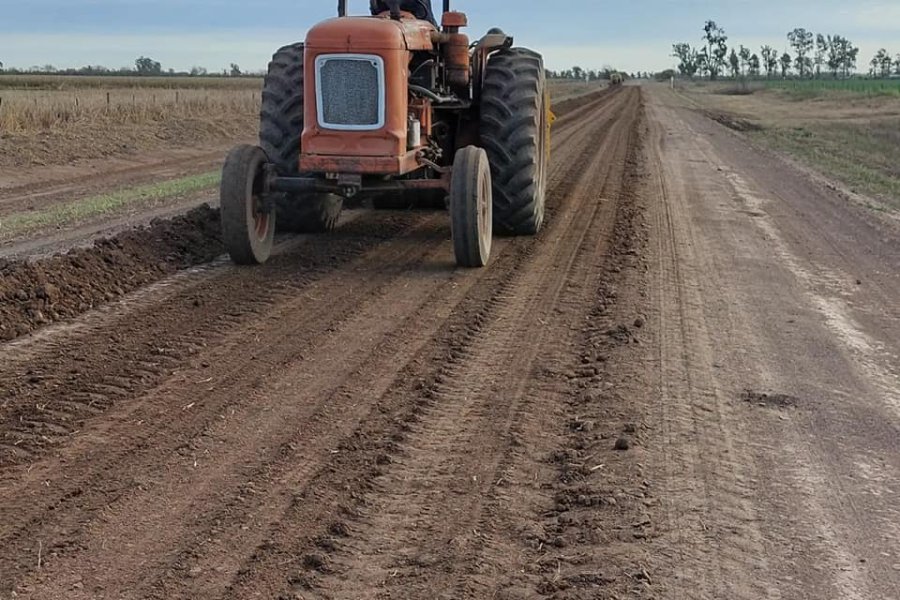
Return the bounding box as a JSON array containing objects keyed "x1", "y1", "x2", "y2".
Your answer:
[{"x1": 0, "y1": 88, "x2": 262, "y2": 132}]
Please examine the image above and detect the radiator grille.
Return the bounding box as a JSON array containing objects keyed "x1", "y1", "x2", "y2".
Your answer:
[{"x1": 316, "y1": 55, "x2": 383, "y2": 130}]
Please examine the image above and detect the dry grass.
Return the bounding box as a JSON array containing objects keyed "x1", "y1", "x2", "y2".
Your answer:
[
  {"x1": 0, "y1": 87, "x2": 260, "y2": 133},
  {"x1": 0, "y1": 76, "x2": 261, "y2": 168},
  {"x1": 676, "y1": 81, "x2": 900, "y2": 209},
  {"x1": 0, "y1": 74, "x2": 263, "y2": 90}
]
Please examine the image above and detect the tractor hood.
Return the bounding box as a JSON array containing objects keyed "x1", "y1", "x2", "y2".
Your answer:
[{"x1": 305, "y1": 16, "x2": 436, "y2": 52}]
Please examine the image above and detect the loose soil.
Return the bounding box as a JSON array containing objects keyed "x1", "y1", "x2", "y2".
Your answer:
[
  {"x1": 2, "y1": 82, "x2": 898, "y2": 600},
  {"x1": 0, "y1": 205, "x2": 222, "y2": 341}
]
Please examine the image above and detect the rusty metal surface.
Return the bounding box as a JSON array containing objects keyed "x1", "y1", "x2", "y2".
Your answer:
[
  {"x1": 300, "y1": 150, "x2": 422, "y2": 175},
  {"x1": 444, "y1": 33, "x2": 470, "y2": 89},
  {"x1": 441, "y1": 11, "x2": 468, "y2": 29}
]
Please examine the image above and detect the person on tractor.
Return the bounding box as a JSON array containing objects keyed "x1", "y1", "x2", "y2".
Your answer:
[{"x1": 369, "y1": 0, "x2": 438, "y2": 26}]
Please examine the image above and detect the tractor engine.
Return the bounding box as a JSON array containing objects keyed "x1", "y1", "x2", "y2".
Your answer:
[{"x1": 300, "y1": 12, "x2": 470, "y2": 178}]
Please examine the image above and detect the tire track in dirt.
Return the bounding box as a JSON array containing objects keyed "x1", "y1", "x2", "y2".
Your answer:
[
  {"x1": 642, "y1": 114, "x2": 782, "y2": 600},
  {"x1": 312, "y1": 90, "x2": 641, "y2": 600},
  {"x1": 213, "y1": 88, "x2": 644, "y2": 600},
  {"x1": 0, "y1": 89, "x2": 633, "y2": 599}
]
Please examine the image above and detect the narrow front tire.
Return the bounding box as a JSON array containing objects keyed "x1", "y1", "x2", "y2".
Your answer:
[
  {"x1": 221, "y1": 145, "x2": 275, "y2": 265},
  {"x1": 450, "y1": 146, "x2": 493, "y2": 268}
]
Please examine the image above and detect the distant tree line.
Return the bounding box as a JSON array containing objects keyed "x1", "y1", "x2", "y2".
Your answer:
[
  {"x1": 545, "y1": 66, "x2": 625, "y2": 82},
  {"x1": 672, "y1": 21, "x2": 900, "y2": 80},
  {"x1": 0, "y1": 56, "x2": 262, "y2": 78}
]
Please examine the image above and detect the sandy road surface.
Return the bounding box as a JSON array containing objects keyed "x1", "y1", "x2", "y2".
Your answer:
[
  {"x1": 2, "y1": 82, "x2": 899, "y2": 600},
  {"x1": 630, "y1": 85, "x2": 900, "y2": 599},
  {"x1": 1, "y1": 86, "x2": 650, "y2": 599}
]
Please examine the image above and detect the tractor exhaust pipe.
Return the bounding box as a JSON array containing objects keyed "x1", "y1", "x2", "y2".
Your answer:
[
  {"x1": 443, "y1": 0, "x2": 451, "y2": 12},
  {"x1": 338, "y1": 0, "x2": 347, "y2": 16}
]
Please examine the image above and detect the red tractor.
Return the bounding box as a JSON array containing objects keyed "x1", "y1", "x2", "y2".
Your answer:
[{"x1": 221, "y1": 0, "x2": 550, "y2": 268}]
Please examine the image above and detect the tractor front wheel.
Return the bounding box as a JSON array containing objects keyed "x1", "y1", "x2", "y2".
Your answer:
[
  {"x1": 221, "y1": 145, "x2": 275, "y2": 265},
  {"x1": 450, "y1": 146, "x2": 493, "y2": 268}
]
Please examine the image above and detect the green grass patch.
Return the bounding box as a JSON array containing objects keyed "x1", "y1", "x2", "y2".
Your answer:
[
  {"x1": 0, "y1": 171, "x2": 220, "y2": 240},
  {"x1": 766, "y1": 79, "x2": 900, "y2": 100},
  {"x1": 753, "y1": 123, "x2": 900, "y2": 210}
]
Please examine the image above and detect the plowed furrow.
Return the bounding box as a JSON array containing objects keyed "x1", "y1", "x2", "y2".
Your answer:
[{"x1": 0, "y1": 87, "x2": 641, "y2": 600}]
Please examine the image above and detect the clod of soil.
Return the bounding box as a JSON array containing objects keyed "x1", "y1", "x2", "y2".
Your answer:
[
  {"x1": 615, "y1": 437, "x2": 632, "y2": 451},
  {"x1": 741, "y1": 390, "x2": 800, "y2": 409},
  {"x1": 703, "y1": 109, "x2": 763, "y2": 132},
  {"x1": 0, "y1": 204, "x2": 223, "y2": 341}
]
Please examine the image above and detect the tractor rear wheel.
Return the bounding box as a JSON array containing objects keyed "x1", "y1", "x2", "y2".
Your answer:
[
  {"x1": 479, "y1": 47, "x2": 549, "y2": 236},
  {"x1": 450, "y1": 147, "x2": 492, "y2": 268},
  {"x1": 260, "y1": 43, "x2": 342, "y2": 233},
  {"x1": 221, "y1": 145, "x2": 275, "y2": 265}
]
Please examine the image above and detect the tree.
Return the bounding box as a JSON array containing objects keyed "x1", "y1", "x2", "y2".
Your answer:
[
  {"x1": 881, "y1": 51, "x2": 893, "y2": 78},
  {"x1": 779, "y1": 52, "x2": 792, "y2": 78},
  {"x1": 870, "y1": 49, "x2": 892, "y2": 78},
  {"x1": 825, "y1": 35, "x2": 842, "y2": 77},
  {"x1": 672, "y1": 43, "x2": 700, "y2": 78},
  {"x1": 229, "y1": 63, "x2": 242, "y2": 77},
  {"x1": 696, "y1": 48, "x2": 710, "y2": 78},
  {"x1": 842, "y1": 41, "x2": 859, "y2": 78},
  {"x1": 571, "y1": 66, "x2": 584, "y2": 80},
  {"x1": 190, "y1": 66, "x2": 208, "y2": 76},
  {"x1": 787, "y1": 28, "x2": 814, "y2": 78},
  {"x1": 738, "y1": 45, "x2": 751, "y2": 77},
  {"x1": 825, "y1": 36, "x2": 859, "y2": 78},
  {"x1": 895, "y1": 54, "x2": 900, "y2": 76},
  {"x1": 760, "y1": 45, "x2": 777, "y2": 78},
  {"x1": 814, "y1": 34, "x2": 828, "y2": 78},
  {"x1": 703, "y1": 20, "x2": 729, "y2": 80},
  {"x1": 749, "y1": 54, "x2": 761, "y2": 77},
  {"x1": 135, "y1": 56, "x2": 162, "y2": 75},
  {"x1": 728, "y1": 48, "x2": 740, "y2": 78}
]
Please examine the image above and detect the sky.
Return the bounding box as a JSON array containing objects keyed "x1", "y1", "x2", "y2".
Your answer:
[{"x1": 0, "y1": 1, "x2": 899, "y2": 74}]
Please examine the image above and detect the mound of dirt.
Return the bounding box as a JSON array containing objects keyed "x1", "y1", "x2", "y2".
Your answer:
[
  {"x1": 0, "y1": 205, "x2": 223, "y2": 341},
  {"x1": 553, "y1": 88, "x2": 612, "y2": 117},
  {"x1": 702, "y1": 109, "x2": 763, "y2": 132}
]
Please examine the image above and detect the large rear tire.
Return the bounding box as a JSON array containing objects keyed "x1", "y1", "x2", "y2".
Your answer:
[
  {"x1": 221, "y1": 145, "x2": 275, "y2": 265},
  {"x1": 260, "y1": 43, "x2": 342, "y2": 233},
  {"x1": 450, "y1": 147, "x2": 492, "y2": 268},
  {"x1": 479, "y1": 47, "x2": 549, "y2": 236}
]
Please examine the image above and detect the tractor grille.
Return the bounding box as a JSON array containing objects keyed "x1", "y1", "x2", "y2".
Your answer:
[{"x1": 316, "y1": 55, "x2": 384, "y2": 130}]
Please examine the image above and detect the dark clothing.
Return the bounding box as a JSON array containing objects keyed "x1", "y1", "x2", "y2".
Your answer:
[{"x1": 370, "y1": 0, "x2": 438, "y2": 26}]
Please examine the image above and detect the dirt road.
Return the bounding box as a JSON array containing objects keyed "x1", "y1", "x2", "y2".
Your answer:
[
  {"x1": 634, "y1": 85, "x2": 900, "y2": 600},
  {"x1": 1, "y1": 83, "x2": 898, "y2": 600},
  {"x1": 0, "y1": 87, "x2": 649, "y2": 599}
]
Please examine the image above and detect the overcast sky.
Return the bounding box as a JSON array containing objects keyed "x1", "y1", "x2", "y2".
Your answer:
[{"x1": 1, "y1": 0, "x2": 899, "y2": 74}]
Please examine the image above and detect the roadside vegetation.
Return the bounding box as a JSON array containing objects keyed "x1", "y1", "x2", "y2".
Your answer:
[
  {"x1": 764, "y1": 78, "x2": 900, "y2": 99},
  {"x1": 675, "y1": 82, "x2": 900, "y2": 211},
  {"x1": 663, "y1": 21, "x2": 900, "y2": 212},
  {"x1": 669, "y1": 21, "x2": 899, "y2": 82},
  {"x1": 0, "y1": 172, "x2": 220, "y2": 241}
]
